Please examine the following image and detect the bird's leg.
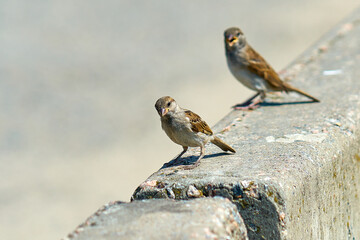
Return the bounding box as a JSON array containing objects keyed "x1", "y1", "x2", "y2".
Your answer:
[
  {"x1": 244, "y1": 92, "x2": 261, "y2": 105},
  {"x1": 182, "y1": 146, "x2": 205, "y2": 170},
  {"x1": 260, "y1": 91, "x2": 266, "y2": 101},
  {"x1": 247, "y1": 91, "x2": 265, "y2": 107},
  {"x1": 173, "y1": 146, "x2": 188, "y2": 164},
  {"x1": 233, "y1": 92, "x2": 263, "y2": 110},
  {"x1": 193, "y1": 146, "x2": 205, "y2": 167},
  {"x1": 232, "y1": 92, "x2": 260, "y2": 108},
  {"x1": 249, "y1": 91, "x2": 266, "y2": 105}
]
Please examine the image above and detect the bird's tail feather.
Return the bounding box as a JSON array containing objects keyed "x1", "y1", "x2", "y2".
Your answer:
[
  {"x1": 287, "y1": 85, "x2": 320, "y2": 102},
  {"x1": 211, "y1": 136, "x2": 236, "y2": 153}
]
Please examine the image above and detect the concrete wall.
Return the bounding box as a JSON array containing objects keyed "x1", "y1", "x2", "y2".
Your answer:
[
  {"x1": 65, "y1": 198, "x2": 248, "y2": 240},
  {"x1": 65, "y1": 8, "x2": 360, "y2": 240}
]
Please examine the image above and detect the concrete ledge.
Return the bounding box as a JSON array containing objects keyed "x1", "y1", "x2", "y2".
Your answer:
[
  {"x1": 132, "y1": 9, "x2": 360, "y2": 240},
  {"x1": 64, "y1": 197, "x2": 248, "y2": 240}
]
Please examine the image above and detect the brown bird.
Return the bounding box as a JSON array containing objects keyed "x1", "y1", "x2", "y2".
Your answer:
[
  {"x1": 155, "y1": 96, "x2": 235, "y2": 167},
  {"x1": 224, "y1": 27, "x2": 320, "y2": 109}
]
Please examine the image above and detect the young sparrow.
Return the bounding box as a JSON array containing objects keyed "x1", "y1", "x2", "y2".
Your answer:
[
  {"x1": 155, "y1": 96, "x2": 235, "y2": 167},
  {"x1": 224, "y1": 27, "x2": 320, "y2": 109}
]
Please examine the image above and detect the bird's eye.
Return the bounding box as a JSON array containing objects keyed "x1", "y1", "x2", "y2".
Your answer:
[{"x1": 167, "y1": 102, "x2": 171, "y2": 107}]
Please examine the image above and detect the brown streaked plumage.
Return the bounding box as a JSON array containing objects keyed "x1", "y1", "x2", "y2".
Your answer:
[
  {"x1": 184, "y1": 110, "x2": 213, "y2": 135},
  {"x1": 155, "y1": 96, "x2": 235, "y2": 167},
  {"x1": 224, "y1": 27, "x2": 320, "y2": 109}
]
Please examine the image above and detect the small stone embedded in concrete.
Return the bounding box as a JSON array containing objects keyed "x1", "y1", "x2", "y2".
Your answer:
[
  {"x1": 327, "y1": 118, "x2": 342, "y2": 127},
  {"x1": 240, "y1": 180, "x2": 252, "y2": 189},
  {"x1": 187, "y1": 185, "x2": 201, "y2": 198},
  {"x1": 64, "y1": 198, "x2": 248, "y2": 240},
  {"x1": 140, "y1": 180, "x2": 158, "y2": 187},
  {"x1": 166, "y1": 187, "x2": 176, "y2": 199}
]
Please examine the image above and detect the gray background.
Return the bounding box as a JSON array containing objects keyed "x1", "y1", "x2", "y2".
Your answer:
[{"x1": 0, "y1": 1, "x2": 358, "y2": 239}]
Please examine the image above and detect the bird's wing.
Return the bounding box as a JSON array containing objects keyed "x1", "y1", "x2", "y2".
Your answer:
[
  {"x1": 246, "y1": 46, "x2": 288, "y2": 92},
  {"x1": 184, "y1": 110, "x2": 213, "y2": 135}
]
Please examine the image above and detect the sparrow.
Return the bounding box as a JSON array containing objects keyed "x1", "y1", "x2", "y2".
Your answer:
[
  {"x1": 155, "y1": 96, "x2": 235, "y2": 167},
  {"x1": 224, "y1": 27, "x2": 320, "y2": 109}
]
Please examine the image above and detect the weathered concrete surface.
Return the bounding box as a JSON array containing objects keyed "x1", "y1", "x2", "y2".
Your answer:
[
  {"x1": 64, "y1": 197, "x2": 248, "y2": 240},
  {"x1": 132, "y1": 9, "x2": 360, "y2": 240}
]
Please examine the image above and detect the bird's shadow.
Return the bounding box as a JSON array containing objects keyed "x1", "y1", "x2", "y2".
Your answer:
[
  {"x1": 233, "y1": 100, "x2": 317, "y2": 109},
  {"x1": 260, "y1": 100, "x2": 318, "y2": 107},
  {"x1": 161, "y1": 152, "x2": 230, "y2": 169}
]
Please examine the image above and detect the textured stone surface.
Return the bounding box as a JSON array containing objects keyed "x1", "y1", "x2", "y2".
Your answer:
[
  {"x1": 64, "y1": 197, "x2": 248, "y2": 240},
  {"x1": 132, "y1": 10, "x2": 360, "y2": 240}
]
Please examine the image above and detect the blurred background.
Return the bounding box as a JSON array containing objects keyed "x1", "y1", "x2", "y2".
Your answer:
[{"x1": 0, "y1": 1, "x2": 358, "y2": 239}]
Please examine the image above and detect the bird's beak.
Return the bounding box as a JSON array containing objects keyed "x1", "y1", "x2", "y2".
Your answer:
[
  {"x1": 226, "y1": 35, "x2": 238, "y2": 47},
  {"x1": 160, "y1": 108, "x2": 168, "y2": 116}
]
